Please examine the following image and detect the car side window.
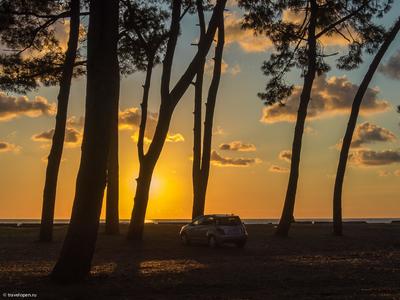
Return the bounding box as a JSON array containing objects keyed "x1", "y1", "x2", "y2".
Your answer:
[
  {"x1": 192, "y1": 217, "x2": 204, "y2": 226},
  {"x1": 201, "y1": 216, "x2": 215, "y2": 225}
]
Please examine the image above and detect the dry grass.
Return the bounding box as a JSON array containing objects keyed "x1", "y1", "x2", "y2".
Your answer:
[{"x1": 1, "y1": 223, "x2": 400, "y2": 299}]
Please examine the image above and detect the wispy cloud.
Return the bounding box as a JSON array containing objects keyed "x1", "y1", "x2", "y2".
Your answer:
[
  {"x1": 219, "y1": 141, "x2": 256, "y2": 152},
  {"x1": 269, "y1": 164, "x2": 289, "y2": 173},
  {"x1": 211, "y1": 150, "x2": 260, "y2": 167},
  {"x1": 279, "y1": 150, "x2": 292, "y2": 162},
  {"x1": 0, "y1": 141, "x2": 21, "y2": 153}
]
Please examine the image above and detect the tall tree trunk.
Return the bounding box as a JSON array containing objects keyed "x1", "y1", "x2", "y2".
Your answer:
[
  {"x1": 333, "y1": 17, "x2": 400, "y2": 236},
  {"x1": 105, "y1": 103, "x2": 119, "y2": 235},
  {"x1": 192, "y1": 14, "x2": 225, "y2": 219},
  {"x1": 128, "y1": 107, "x2": 173, "y2": 240},
  {"x1": 39, "y1": 0, "x2": 80, "y2": 242},
  {"x1": 127, "y1": 0, "x2": 227, "y2": 241},
  {"x1": 275, "y1": 1, "x2": 318, "y2": 237},
  {"x1": 192, "y1": 0, "x2": 206, "y2": 220},
  {"x1": 51, "y1": 0, "x2": 119, "y2": 283}
]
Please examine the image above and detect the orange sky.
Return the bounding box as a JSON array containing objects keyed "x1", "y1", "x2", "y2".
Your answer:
[{"x1": 1, "y1": 3, "x2": 400, "y2": 220}]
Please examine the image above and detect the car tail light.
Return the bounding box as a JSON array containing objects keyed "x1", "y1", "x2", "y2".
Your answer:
[{"x1": 216, "y1": 227, "x2": 225, "y2": 235}]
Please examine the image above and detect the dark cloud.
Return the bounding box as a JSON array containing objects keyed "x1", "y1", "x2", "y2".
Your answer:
[
  {"x1": 32, "y1": 127, "x2": 82, "y2": 146},
  {"x1": 0, "y1": 92, "x2": 56, "y2": 121},
  {"x1": 261, "y1": 74, "x2": 390, "y2": 123},
  {"x1": 269, "y1": 165, "x2": 289, "y2": 173},
  {"x1": 0, "y1": 141, "x2": 20, "y2": 153},
  {"x1": 350, "y1": 149, "x2": 400, "y2": 166},
  {"x1": 351, "y1": 122, "x2": 396, "y2": 148},
  {"x1": 379, "y1": 50, "x2": 400, "y2": 80},
  {"x1": 119, "y1": 107, "x2": 184, "y2": 143},
  {"x1": 118, "y1": 107, "x2": 158, "y2": 138},
  {"x1": 219, "y1": 141, "x2": 256, "y2": 152},
  {"x1": 279, "y1": 150, "x2": 292, "y2": 162},
  {"x1": 210, "y1": 150, "x2": 260, "y2": 167}
]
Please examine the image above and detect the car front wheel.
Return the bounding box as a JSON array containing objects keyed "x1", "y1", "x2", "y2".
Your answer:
[{"x1": 181, "y1": 233, "x2": 190, "y2": 246}]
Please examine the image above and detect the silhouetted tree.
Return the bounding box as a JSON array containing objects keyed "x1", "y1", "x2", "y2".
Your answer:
[
  {"x1": 51, "y1": 0, "x2": 120, "y2": 282},
  {"x1": 0, "y1": 0, "x2": 85, "y2": 242},
  {"x1": 240, "y1": 0, "x2": 392, "y2": 236},
  {"x1": 333, "y1": 16, "x2": 400, "y2": 236},
  {"x1": 121, "y1": 0, "x2": 169, "y2": 214},
  {"x1": 127, "y1": 0, "x2": 227, "y2": 240},
  {"x1": 192, "y1": 0, "x2": 225, "y2": 219}
]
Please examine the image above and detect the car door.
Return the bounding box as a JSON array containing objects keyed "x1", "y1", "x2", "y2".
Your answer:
[
  {"x1": 189, "y1": 216, "x2": 205, "y2": 242},
  {"x1": 197, "y1": 216, "x2": 215, "y2": 243}
]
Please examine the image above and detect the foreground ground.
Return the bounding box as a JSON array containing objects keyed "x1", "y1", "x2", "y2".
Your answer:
[{"x1": 1, "y1": 223, "x2": 400, "y2": 299}]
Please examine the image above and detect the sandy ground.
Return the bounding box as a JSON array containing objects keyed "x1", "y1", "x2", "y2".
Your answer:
[{"x1": 1, "y1": 223, "x2": 400, "y2": 299}]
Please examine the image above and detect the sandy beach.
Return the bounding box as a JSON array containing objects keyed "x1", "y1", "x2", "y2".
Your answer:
[{"x1": 1, "y1": 223, "x2": 400, "y2": 299}]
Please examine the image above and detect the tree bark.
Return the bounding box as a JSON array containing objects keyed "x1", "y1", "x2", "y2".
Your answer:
[
  {"x1": 105, "y1": 101, "x2": 119, "y2": 235},
  {"x1": 39, "y1": 0, "x2": 80, "y2": 242},
  {"x1": 192, "y1": 0, "x2": 206, "y2": 220},
  {"x1": 127, "y1": 0, "x2": 227, "y2": 241},
  {"x1": 333, "y1": 17, "x2": 400, "y2": 236},
  {"x1": 275, "y1": 0, "x2": 318, "y2": 237},
  {"x1": 51, "y1": 0, "x2": 119, "y2": 283},
  {"x1": 192, "y1": 13, "x2": 225, "y2": 219}
]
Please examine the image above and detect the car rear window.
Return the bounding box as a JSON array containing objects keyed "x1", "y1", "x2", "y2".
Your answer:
[{"x1": 216, "y1": 217, "x2": 241, "y2": 226}]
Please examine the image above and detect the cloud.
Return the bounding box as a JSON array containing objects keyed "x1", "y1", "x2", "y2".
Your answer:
[
  {"x1": 350, "y1": 149, "x2": 400, "y2": 166},
  {"x1": 119, "y1": 107, "x2": 184, "y2": 143},
  {"x1": 378, "y1": 170, "x2": 391, "y2": 177},
  {"x1": 166, "y1": 133, "x2": 185, "y2": 143},
  {"x1": 66, "y1": 116, "x2": 84, "y2": 128},
  {"x1": 269, "y1": 164, "x2": 289, "y2": 173},
  {"x1": 213, "y1": 126, "x2": 226, "y2": 136},
  {"x1": 32, "y1": 127, "x2": 82, "y2": 147},
  {"x1": 379, "y1": 50, "x2": 400, "y2": 80},
  {"x1": 261, "y1": 74, "x2": 390, "y2": 123},
  {"x1": 205, "y1": 59, "x2": 241, "y2": 76},
  {"x1": 224, "y1": 12, "x2": 273, "y2": 53},
  {"x1": 350, "y1": 122, "x2": 396, "y2": 148},
  {"x1": 304, "y1": 126, "x2": 317, "y2": 135},
  {"x1": 219, "y1": 141, "x2": 256, "y2": 152},
  {"x1": 210, "y1": 150, "x2": 260, "y2": 167},
  {"x1": 0, "y1": 141, "x2": 20, "y2": 153},
  {"x1": 0, "y1": 92, "x2": 56, "y2": 121},
  {"x1": 279, "y1": 150, "x2": 292, "y2": 162}
]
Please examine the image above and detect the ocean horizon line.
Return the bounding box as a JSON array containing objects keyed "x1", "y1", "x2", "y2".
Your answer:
[{"x1": 1, "y1": 218, "x2": 400, "y2": 225}]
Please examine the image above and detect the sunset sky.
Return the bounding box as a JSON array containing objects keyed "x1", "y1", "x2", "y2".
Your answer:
[{"x1": 1, "y1": 2, "x2": 400, "y2": 220}]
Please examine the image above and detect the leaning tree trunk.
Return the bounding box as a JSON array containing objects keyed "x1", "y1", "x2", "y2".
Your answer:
[
  {"x1": 105, "y1": 102, "x2": 119, "y2": 235},
  {"x1": 191, "y1": 0, "x2": 206, "y2": 220},
  {"x1": 275, "y1": 1, "x2": 318, "y2": 237},
  {"x1": 333, "y1": 17, "x2": 400, "y2": 236},
  {"x1": 51, "y1": 0, "x2": 120, "y2": 283},
  {"x1": 128, "y1": 107, "x2": 173, "y2": 240},
  {"x1": 39, "y1": 0, "x2": 80, "y2": 242},
  {"x1": 192, "y1": 14, "x2": 225, "y2": 219},
  {"x1": 127, "y1": 0, "x2": 227, "y2": 241}
]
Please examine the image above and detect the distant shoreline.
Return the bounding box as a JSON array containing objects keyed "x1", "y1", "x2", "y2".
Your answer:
[{"x1": 1, "y1": 218, "x2": 400, "y2": 226}]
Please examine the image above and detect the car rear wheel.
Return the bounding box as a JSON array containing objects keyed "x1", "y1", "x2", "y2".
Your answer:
[
  {"x1": 181, "y1": 233, "x2": 190, "y2": 246},
  {"x1": 208, "y1": 235, "x2": 218, "y2": 248}
]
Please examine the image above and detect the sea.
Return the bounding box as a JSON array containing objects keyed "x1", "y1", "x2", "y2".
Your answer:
[{"x1": 1, "y1": 218, "x2": 400, "y2": 226}]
